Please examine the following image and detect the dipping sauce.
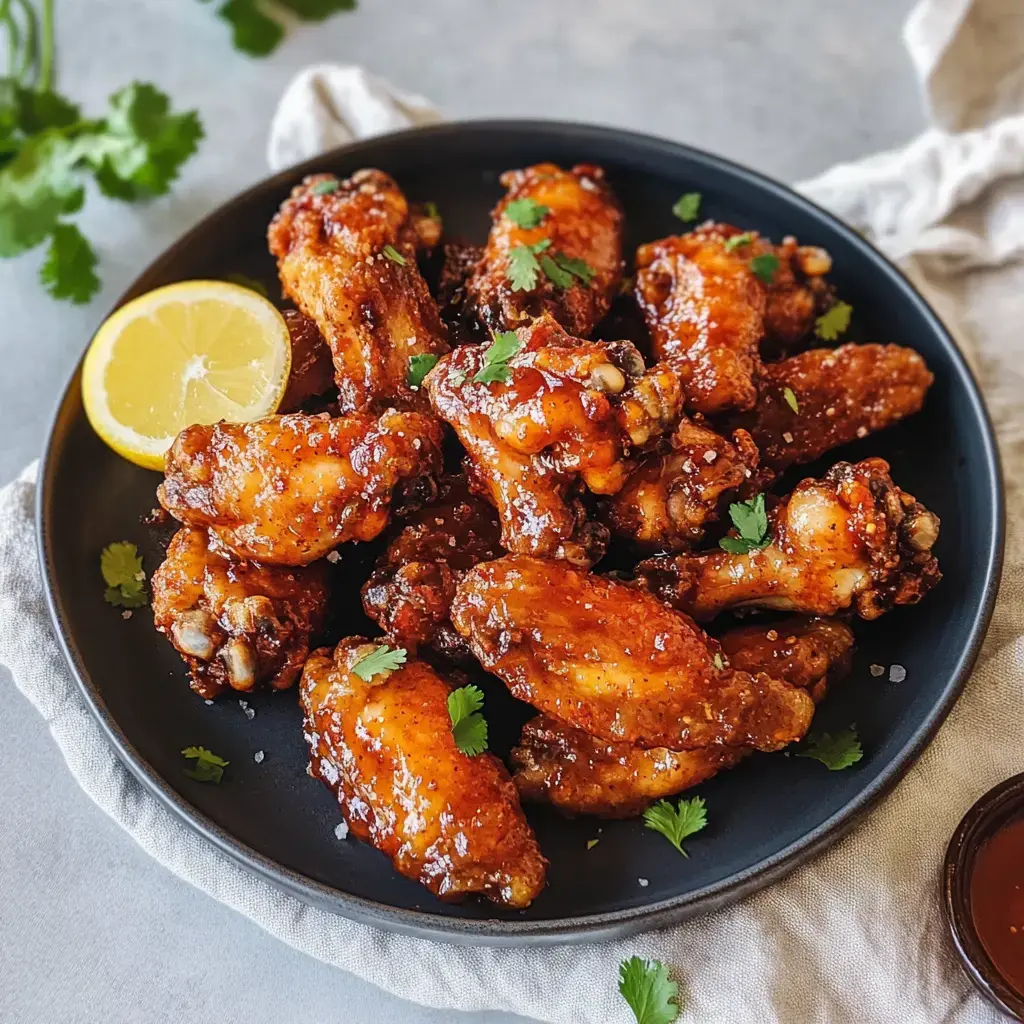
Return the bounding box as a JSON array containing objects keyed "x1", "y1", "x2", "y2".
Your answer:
[{"x1": 971, "y1": 815, "x2": 1024, "y2": 996}]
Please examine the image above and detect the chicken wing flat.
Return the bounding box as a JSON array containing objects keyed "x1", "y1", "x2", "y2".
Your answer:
[
  {"x1": 279, "y1": 309, "x2": 335, "y2": 412},
  {"x1": 361, "y1": 476, "x2": 503, "y2": 658},
  {"x1": 463, "y1": 163, "x2": 623, "y2": 337},
  {"x1": 152, "y1": 527, "x2": 328, "y2": 699},
  {"x1": 451, "y1": 555, "x2": 815, "y2": 751},
  {"x1": 511, "y1": 615, "x2": 852, "y2": 817},
  {"x1": 301, "y1": 638, "x2": 547, "y2": 907},
  {"x1": 268, "y1": 169, "x2": 449, "y2": 413},
  {"x1": 158, "y1": 410, "x2": 443, "y2": 566},
  {"x1": 602, "y1": 416, "x2": 759, "y2": 551},
  {"x1": 727, "y1": 343, "x2": 934, "y2": 477},
  {"x1": 637, "y1": 457, "x2": 941, "y2": 621},
  {"x1": 426, "y1": 315, "x2": 683, "y2": 565}
]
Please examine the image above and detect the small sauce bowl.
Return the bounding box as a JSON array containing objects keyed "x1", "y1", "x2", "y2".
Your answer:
[{"x1": 944, "y1": 772, "x2": 1024, "y2": 1020}]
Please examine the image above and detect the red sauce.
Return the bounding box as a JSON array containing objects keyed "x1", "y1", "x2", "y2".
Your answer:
[{"x1": 971, "y1": 815, "x2": 1024, "y2": 995}]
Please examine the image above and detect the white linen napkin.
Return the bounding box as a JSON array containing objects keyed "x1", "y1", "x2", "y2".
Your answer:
[{"x1": 3, "y1": 2, "x2": 1024, "y2": 1020}]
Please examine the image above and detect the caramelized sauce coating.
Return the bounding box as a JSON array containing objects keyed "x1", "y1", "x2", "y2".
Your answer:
[
  {"x1": 301, "y1": 639, "x2": 547, "y2": 908},
  {"x1": 760, "y1": 235, "x2": 835, "y2": 353},
  {"x1": 279, "y1": 310, "x2": 336, "y2": 412},
  {"x1": 151, "y1": 527, "x2": 328, "y2": 699},
  {"x1": 452, "y1": 554, "x2": 815, "y2": 752},
  {"x1": 158, "y1": 410, "x2": 444, "y2": 566}
]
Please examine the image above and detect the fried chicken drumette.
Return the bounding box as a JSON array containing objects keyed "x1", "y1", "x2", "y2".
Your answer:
[
  {"x1": 301, "y1": 638, "x2": 547, "y2": 908},
  {"x1": 158, "y1": 410, "x2": 444, "y2": 566},
  {"x1": 268, "y1": 169, "x2": 449, "y2": 413},
  {"x1": 151, "y1": 527, "x2": 328, "y2": 699}
]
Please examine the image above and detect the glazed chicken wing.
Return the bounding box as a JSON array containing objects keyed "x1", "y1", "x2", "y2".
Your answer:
[
  {"x1": 637, "y1": 457, "x2": 941, "y2": 621},
  {"x1": 152, "y1": 527, "x2": 328, "y2": 699},
  {"x1": 602, "y1": 416, "x2": 759, "y2": 551},
  {"x1": 464, "y1": 163, "x2": 623, "y2": 337},
  {"x1": 451, "y1": 555, "x2": 815, "y2": 751},
  {"x1": 511, "y1": 615, "x2": 853, "y2": 817},
  {"x1": 426, "y1": 315, "x2": 683, "y2": 564},
  {"x1": 301, "y1": 638, "x2": 546, "y2": 907},
  {"x1": 361, "y1": 476, "x2": 503, "y2": 659},
  {"x1": 268, "y1": 170, "x2": 449, "y2": 413},
  {"x1": 279, "y1": 309, "x2": 336, "y2": 412},
  {"x1": 158, "y1": 410, "x2": 443, "y2": 566},
  {"x1": 760, "y1": 234, "x2": 835, "y2": 353},
  {"x1": 727, "y1": 342, "x2": 934, "y2": 478}
]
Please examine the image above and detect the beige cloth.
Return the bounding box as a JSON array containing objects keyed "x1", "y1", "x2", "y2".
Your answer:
[{"x1": 2, "y1": 1, "x2": 1023, "y2": 1020}]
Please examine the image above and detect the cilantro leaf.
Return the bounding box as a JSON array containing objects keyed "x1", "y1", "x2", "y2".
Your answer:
[
  {"x1": 447, "y1": 684, "x2": 488, "y2": 756},
  {"x1": 618, "y1": 957, "x2": 681, "y2": 1024},
  {"x1": 643, "y1": 796, "x2": 708, "y2": 857},
  {"x1": 39, "y1": 223, "x2": 99, "y2": 303},
  {"x1": 797, "y1": 726, "x2": 863, "y2": 770},
  {"x1": 206, "y1": 0, "x2": 357, "y2": 56},
  {"x1": 381, "y1": 244, "x2": 407, "y2": 266},
  {"x1": 724, "y1": 232, "x2": 754, "y2": 252},
  {"x1": 423, "y1": 200, "x2": 439, "y2": 219},
  {"x1": 719, "y1": 493, "x2": 771, "y2": 554},
  {"x1": 672, "y1": 192, "x2": 701, "y2": 223},
  {"x1": 552, "y1": 252, "x2": 595, "y2": 285},
  {"x1": 749, "y1": 252, "x2": 780, "y2": 284},
  {"x1": 407, "y1": 353, "x2": 439, "y2": 388},
  {"x1": 225, "y1": 272, "x2": 269, "y2": 297},
  {"x1": 312, "y1": 179, "x2": 340, "y2": 195},
  {"x1": 101, "y1": 541, "x2": 147, "y2": 608},
  {"x1": 540, "y1": 252, "x2": 574, "y2": 289},
  {"x1": 8, "y1": 88, "x2": 82, "y2": 136},
  {"x1": 182, "y1": 745, "x2": 229, "y2": 784},
  {"x1": 276, "y1": 0, "x2": 357, "y2": 20},
  {"x1": 473, "y1": 330, "x2": 521, "y2": 384},
  {"x1": 352, "y1": 644, "x2": 407, "y2": 681},
  {"x1": 507, "y1": 242, "x2": 543, "y2": 291},
  {"x1": 815, "y1": 300, "x2": 853, "y2": 342},
  {"x1": 587, "y1": 838, "x2": 599, "y2": 850},
  {"x1": 782, "y1": 386, "x2": 800, "y2": 413},
  {"x1": 504, "y1": 197, "x2": 549, "y2": 229}
]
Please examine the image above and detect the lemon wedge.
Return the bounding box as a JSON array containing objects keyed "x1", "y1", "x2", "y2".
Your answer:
[{"x1": 82, "y1": 280, "x2": 292, "y2": 470}]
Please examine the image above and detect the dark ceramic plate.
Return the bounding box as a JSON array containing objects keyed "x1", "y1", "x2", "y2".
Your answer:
[{"x1": 38, "y1": 121, "x2": 1004, "y2": 946}]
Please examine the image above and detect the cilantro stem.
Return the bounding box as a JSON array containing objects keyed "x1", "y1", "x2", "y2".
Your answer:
[
  {"x1": 37, "y1": 0, "x2": 52, "y2": 89},
  {"x1": 0, "y1": 0, "x2": 21, "y2": 83}
]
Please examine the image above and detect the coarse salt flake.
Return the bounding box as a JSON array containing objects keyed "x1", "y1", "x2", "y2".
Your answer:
[
  {"x1": 782, "y1": 431, "x2": 794, "y2": 443},
  {"x1": 703, "y1": 450, "x2": 717, "y2": 464},
  {"x1": 121, "y1": 610, "x2": 132, "y2": 620},
  {"x1": 334, "y1": 821, "x2": 350, "y2": 840},
  {"x1": 638, "y1": 877, "x2": 649, "y2": 887},
  {"x1": 253, "y1": 750, "x2": 265, "y2": 764},
  {"x1": 889, "y1": 664, "x2": 907, "y2": 683},
  {"x1": 326, "y1": 551, "x2": 341, "y2": 564},
  {"x1": 869, "y1": 664, "x2": 885, "y2": 677}
]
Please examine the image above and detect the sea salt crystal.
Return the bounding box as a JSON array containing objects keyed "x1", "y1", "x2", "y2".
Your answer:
[
  {"x1": 253, "y1": 750, "x2": 265, "y2": 764},
  {"x1": 638, "y1": 878, "x2": 649, "y2": 887},
  {"x1": 239, "y1": 699, "x2": 255, "y2": 720},
  {"x1": 121, "y1": 610, "x2": 132, "y2": 620},
  {"x1": 204, "y1": 699, "x2": 214, "y2": 706},
  {"x1": 782, "y1": 431, "x2": 794, "y2": 443},
  {"x1": 334, "y1": 821, "x2": 350, "y2": 840},
  {"x1": 326, "y1": 551, "x2": 341, "y2": 564},
  {"x1": 889, "y1": 664, "x2": 907, "y2": 683},
  {"x1": 869, "y1": 664, "x2": 885, "y2": 677}
]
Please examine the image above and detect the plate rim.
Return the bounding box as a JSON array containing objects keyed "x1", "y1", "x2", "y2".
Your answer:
[{"x1": 36, "y1": 117, "x2": 1006, "y2": 946}]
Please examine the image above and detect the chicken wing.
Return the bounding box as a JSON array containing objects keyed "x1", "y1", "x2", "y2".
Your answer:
[
  {"x1": 361, "y1": 476, "x2": 503, "y2": 659},
  {"x1": 727, "y1": 343, "x2": 934, "y2": 477},
  {"x1": 511, "y1": 615, "x2": 852, "y2": 817},
  {"x1": 151, "y1": 527, "x2": 328, "y2": 699},
  {"x1": 279, "y1": 309, "x2": 335, "y2": 412},
  {"x1": 426, "y1": 315, "x2": 683, "y2": 565},
  {"x1": 602, "y1": 416, "x2": 759, "y2": 551},
  {"x1": 158, "y1": 410, "x2": 444, "y2": 566},
  {"x1": 636, "y1": 457, "x2": 941, "y2": 620},
  {"x1": 463, "y1": 163, "x2": 623, "y2": 337},
  {"x1": 451, "y1": 555, "x2": 815, "y2": 751},
  {"x1": 268, "y1": 169, "x2": 449, "y2": 413},
  {"x1": 300, "y1": 638, "x2": 547, "y2": 907},
  {"x1": 760, "y1": 235, "x2": 835, "y2": 353}
]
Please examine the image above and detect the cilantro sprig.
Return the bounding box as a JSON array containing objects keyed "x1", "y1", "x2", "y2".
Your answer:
[
  {"x1": 797, "y1": 725, "x2": 863, "y2": 770},
  {"x1": 504, "y1": 197, "x2": 549, "y2": 229},
  {"x1": 447, "y1": 684, "x2": 488, "y2": 756},
  {"x1": 407, "y1": 353, "x2": 439, "y2": 388},
  {"x1": 506, "y1": 238, "x2": 595, "y2": 293},
  {"x1": 200, "y1": 0, "x2": 358, "y2": 57},
  {"x1": 100, "y1": 541, "x2": 147, "y2": 608},
  {"x1": 381, "y1": 244, "x2": 407, "y2": 266},
  {"x1": 724, "y1": 231, "x2": 754, "y2": 252},
  {"x1": 782, "y1": 386, "x2": 800, "y2": 413},
  {"x1": 749, "y1": 252, "x2": 780, "y2": 284},
  {"x1": 643, "y1": 796, "x2": 708, "y2": 857},
  {"x1": 672, "y1": 192, "x2": 701, "y2": 223},
  {"x1": 473, "y1": 330, "x2": 521, "y2": 384},
  {"x1": 352, "y1": 644, "x2": 407, "y2": 681},
  {"x1": 719, "y1": 494, "x2": 771, "y2": 554},
  {"x1": 506, "y1": 238, "x2": 550, "y2": 291},
  {"x1": 182, "y1": 746, "x2": 229, "y2": 784},
  {"x1": 618, "y1": 957, "x2": 681, "y2": 1024},
  {"x1": 815, "y1": 300, "x2": 853, "y2": 341}
]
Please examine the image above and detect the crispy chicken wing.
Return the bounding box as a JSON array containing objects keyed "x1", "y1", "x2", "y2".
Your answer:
[
  {"x1": 268, "y1": 169, "x2": 449, "y2": 413},
  {"x1": 602, "y1": 416, "x2": 759, "y2": 551},
  {"x1": 152, "y1": 527, "x2": 328, "y2": 699},
  {"x1": 158, "y1": 410, "x2": 443, "y2": 566},
  {"x1": 464, "y1": 163, "x2": 623, "y2": 336},
  {"x1": 728, "y1": 343, "x2": 934, "y2": 477},
  {"x1": 361, "y1": 477, "x2": 503, "y2": 659},
  {"x1": 760, "y1": 235, "x2": 835, "y2": 353},
  {"x1": 279, "y1": 309, "x2": 336, "y2": 412},
  {"x1": 637, "y1": 457, "x2": 941, "y2": 620},
  {"x1": 426, "y1": 316, "x2": 682, "y2": 565},
  {"x1": 300, "y1": 638, "x2": 546, "y2": 907},
  {"x1": 451, "y1": 555, "x2": 815, "y2": 751}
]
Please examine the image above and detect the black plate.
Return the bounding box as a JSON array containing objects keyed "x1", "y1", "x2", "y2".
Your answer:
[{"x1": 38, "y1": 120, "x2": 1004, "y2": 946}]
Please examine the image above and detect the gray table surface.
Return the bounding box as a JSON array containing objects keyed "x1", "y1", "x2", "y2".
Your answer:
[{"x1": 1, "y1": 1, "x2": 923, "y2": 1021}]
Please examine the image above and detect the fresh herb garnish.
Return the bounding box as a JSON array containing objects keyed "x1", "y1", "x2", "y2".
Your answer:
[
  {"x1": 643, "y1": 796, "x2": 708, "y2": 857},
  {"x1": 312, "y1": 179, "x2": 340, "y2": 195},
  {"x1": 672, "y1": 192, "x2": 701, "y2": 223},
  {"x1": 407, "y1": 353, "x2": 439, "y2": 388},
  {"x1": 797, "y1": 726, "x2": 863, "y2": 770},
  {"x1": 101, "y1": 541, "x2": 147, "y2": 608},
  {"x1": 423, "y1": 200, "x2": 439, "y2": 219},
  {"x1": 815, "y1": 300, "x2": 853, "y2": 341},
  {"x1": 540, "y1": 253, "x2": 573, "y2": 289},
  {"x1": 201, "y1": 0, "x2": 358, "y2": 57},
  {"x1": 618, "y1": 957, "x2": 681, "y2": 1024},
  {"x1": 181, "y1": 745, "x2": 229, "y2": 784},
  {"x1": 351, "y1": 644, "x2": 407, "y2": 681},
  {"x1": 225, "y1": 272, "x2": 269, "y2": 298},
  {"x1": 724, "y1": 232, "x2": 754, "y2": 251},
  {"x1": 504, "y1": 197, "x2": 549, "y2": 229},
  {"x1": 473, "y1": 330, "x2": 521, "y2": 384},
  {"x1": 719, "y1": 493, "x2": 771, "y2": 554},
  {"x1": 587, "y1": 838, "x2": 599, "y2": 850},
  {"x1": 447, "y1": 684, "x2": 488, "y2": 756},
  {"x1": 712, "y1": 652, "x2": 724, "y2": 670},
  {"x1": 749, "y1": 252, "x2": 780, "y2": 284},
  {"x1": 548, "y1": 252, "x2": 595, "y2": 285},
  {"x1": 782, "y1": 386, "x2": 800, "y2": 413},
  {"x1": 506, "y1": 238, "x2": 551, "y2": 291},
  {"x1": 381, "y1": 244, "x2": 407, "y2": 266}
]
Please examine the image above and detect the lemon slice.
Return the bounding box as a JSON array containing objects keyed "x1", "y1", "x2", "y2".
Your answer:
[{"x1": 82, "y1": 280, "x2": 292, "y2": 470}]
